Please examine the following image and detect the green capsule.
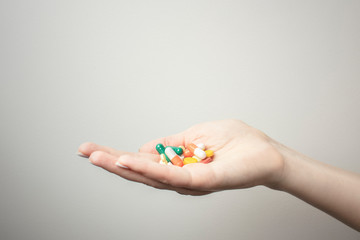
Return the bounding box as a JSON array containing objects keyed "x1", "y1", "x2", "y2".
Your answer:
[
  {"x1": 156, "y1": 143, "x2": 171, "y2": 162},
  {"x1": 170, "y1": 146, "x2": 183, "y2": 155}
]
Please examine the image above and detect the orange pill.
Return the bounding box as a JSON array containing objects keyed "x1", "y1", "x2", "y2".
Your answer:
[
  {"x1": 187, "y1": 143, "x2": 206, "y2": 159},
  {"x1": 165, "y1": 147, "x2": 184, "y2": 167},
  {"x1": 183, "y1": 149, "x2": 193, "y2": 158}
]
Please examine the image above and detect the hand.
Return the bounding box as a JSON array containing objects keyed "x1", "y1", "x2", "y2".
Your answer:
[
  {"x1": 78, "y1": 119, "x2": 360, "y2": 230},
  {"x1": 78, "y1": 119, "x2": 285, "y2": 195}
]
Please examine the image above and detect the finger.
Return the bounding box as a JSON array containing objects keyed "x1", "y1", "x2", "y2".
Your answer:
[
  {"x1": 117, "y1": 154, "x2": 192, "y2": 187},
  {"x1": 89, "y1": 151, "x2": 173, "y2": 190},
  {"x1": 78, "y1": 142, "x2": 127, "y2": 157},
  {"x1": 139, "y1": 133, "x2": 186, "y2": 154},
  {"x1": 116, "y1": 154, "x2": 218, "y2": 191},
  {"x1": 89, "y1": 151, "x2": 212, "y2": 195}
]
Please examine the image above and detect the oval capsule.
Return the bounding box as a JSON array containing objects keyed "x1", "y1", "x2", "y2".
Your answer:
[
  {"x1": 187, "y1": 143, "x2": 206, "y2": 159},
  {"x1": 196, "y1": 143, "x2": 205, "y2": 150},
  {"x1": 156, "y1": 143, "x2": 171, "y2": 162},
  {"x1": 165, "y1": 147, "x2": 184, "y2": 167},
  {"x1": 170, "y1": 146, "x2": 183, "y2": 155},
  {"x1": 159, "y1": 154, "x2": 167, "y2": 164},
  {"x1": 183, "y1": 149, "x2": 193, "y2": 158},
  {"x1": 192, "y1": 155, "x2": 201, "y2": 162}
]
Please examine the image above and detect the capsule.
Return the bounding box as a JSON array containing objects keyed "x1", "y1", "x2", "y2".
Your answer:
[
  {"x1": 159, "y1": 154, "x2": 167, "y2": 164},
  {"x1": 183, "y1": 149, "x2": 193, "y2": 158},
  {"x1": 192, "y1": 155, "x2": 201, "y2": 162},
  {"x1": 165, "y1": 147, "x2": 184, "y2": 167},
  {"x1": 156, "y1": 143, "x2": 171, "y2": 163},
  {"x1": 170, "y1": 146, "x2": 183, "y2": 155},
  {"x1": 187, "y1": 143, "x2": 206, "y2": 159},
  {"x1": 196, "y1": 143, "x2": 205, "y2": 150}
]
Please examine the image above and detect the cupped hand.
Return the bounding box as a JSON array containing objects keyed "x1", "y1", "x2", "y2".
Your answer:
[{"x1": 78, "y1": 119, "x2": 285, "y2": 195}]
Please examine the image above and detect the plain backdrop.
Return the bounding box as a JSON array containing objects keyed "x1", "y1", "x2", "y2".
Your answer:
[{"x1": 0, "y1": 0, "x2": 359, "y2": 239}]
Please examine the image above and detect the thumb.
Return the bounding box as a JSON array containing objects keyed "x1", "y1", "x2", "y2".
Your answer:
[{"x1": 139, "y1": 133, "x2": 186, "y2": 154}]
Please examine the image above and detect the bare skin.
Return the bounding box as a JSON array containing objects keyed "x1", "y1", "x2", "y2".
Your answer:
[{"x1": 78, "y1": 119, "x2": 360, "y2": 231}]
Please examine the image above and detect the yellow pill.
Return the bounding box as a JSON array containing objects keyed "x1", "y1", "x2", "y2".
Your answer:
[
  {"x1": 205, "y1": 150, "x2": 214, "y2": 157},
  {"x1": 160, "y1": 154, "x2": 167, "y2": 164},
  {"x1": 183, "y1": 157, "x2": 198, "y2": 165},
  {"x1": 192, "y1": 155, "x2": 201, "y2": 162}
]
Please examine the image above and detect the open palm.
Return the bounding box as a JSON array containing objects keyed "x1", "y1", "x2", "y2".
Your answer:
[{"x1": 78, "y1": 120, "x2": 284, "y2": 195}]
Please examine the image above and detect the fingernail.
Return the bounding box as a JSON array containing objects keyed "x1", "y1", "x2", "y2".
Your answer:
[
  {"x1": 77, "y1": 152, "x2": 89, "y2": 158},
  {"x1": 116, "y1": 162, "x2": 129, "y2": 169}
]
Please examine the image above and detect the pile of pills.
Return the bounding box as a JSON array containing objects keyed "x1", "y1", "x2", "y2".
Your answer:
[{"x1": 155, "y1": 143, "x2": 214, "y2": 167}]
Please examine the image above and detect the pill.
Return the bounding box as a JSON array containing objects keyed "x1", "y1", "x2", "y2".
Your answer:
[
  {"x1": 192, "y1": 155, "x2": 201, "y2": 162},
  {"x1": 200, "y1": 157, "x2": 213, "y2": 164},
  {"x1": 165, "y1": 147, "x2": 184, "y2": 167},
  {"x1": 170, "y1": 146, "x2": 183, "y2": 155},
  {"x1": 179, "y1": 146, "x2": 185, "y2": 151},
  {"x1": 156, "y1": 143, "x2": 171, "y2": 162},
  {"x1": 205, "y1": 150, "x2": 214, "y2": 157},
  {"x1": 187, "y1": 143, "x2": 206, "y2": 159},
  {"x1": 160, "y1": 154, "x2": 167, "y2": 164},
  {"x1": 183, "y1": 149, "x2": 193, "y2": 157},
  {"x1": 196, "y1": 143, "x2": 205, "y2": 150},
  {"x1": 183, "y1": 157, "x2": 198, "y2": 165}
]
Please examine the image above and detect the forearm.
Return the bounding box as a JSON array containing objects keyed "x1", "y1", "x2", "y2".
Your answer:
[{"x1": 275, "y1": 143, "x2": 360, "y2": 231}]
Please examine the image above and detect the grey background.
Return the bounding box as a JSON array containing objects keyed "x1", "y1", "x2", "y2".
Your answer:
[{"x1": 0, "y1": 0, "x2": 359, "y2": 239}]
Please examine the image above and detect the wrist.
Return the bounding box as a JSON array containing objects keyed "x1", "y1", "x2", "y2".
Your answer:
[
  {"x1": 265, "y1": 140, "x2": 305, "y2": 191},
  {"x1": 269, "y1": 140, "x2": 320, "y2": 193}
]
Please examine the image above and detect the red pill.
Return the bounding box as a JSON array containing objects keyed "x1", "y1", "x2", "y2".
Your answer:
[{"x1": 199, "y1": 157, "x2": 213, "y2": 164}]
